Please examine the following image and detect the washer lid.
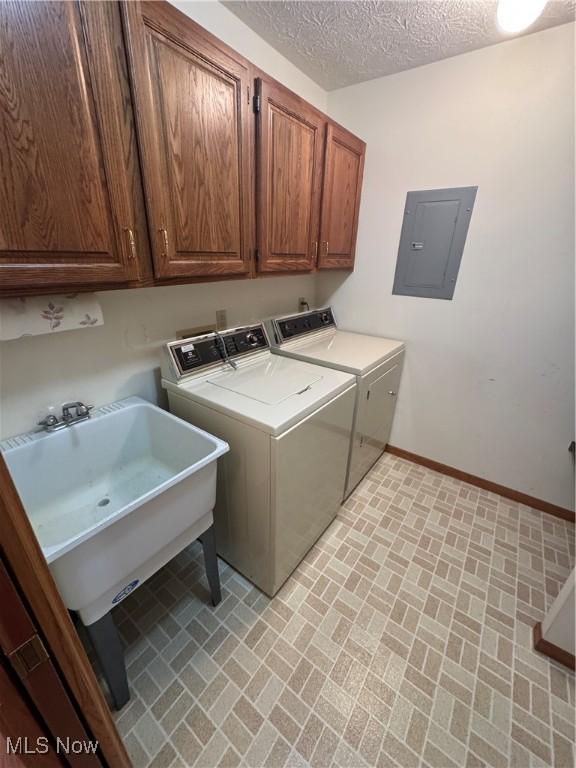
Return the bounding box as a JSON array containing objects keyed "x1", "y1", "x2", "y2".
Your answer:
[
  {"x1": 163, "y1": 353, "x2": 356, "y2": 435},
  {"x1": 276, "y1": 330, "x2": 405, "y2": 375},
  {"x1": 208, "y1": 360, "x2": 322, "y2": 405}
]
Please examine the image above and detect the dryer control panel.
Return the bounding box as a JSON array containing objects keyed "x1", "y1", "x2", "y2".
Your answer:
[
  {"x1": 274, "y1": 307, "x2": 336, "y2": 343},
  {"x1": 166, "y1": 325, "x2": 269, "y2": 379}
]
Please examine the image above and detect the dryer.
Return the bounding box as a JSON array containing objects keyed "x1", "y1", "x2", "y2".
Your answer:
[
  {"x1": 265, "y1": 308, "x2": 405, "y2": 498},
  {"x1": 161, "y1": 323, "x2": 355, "y2": 597}
]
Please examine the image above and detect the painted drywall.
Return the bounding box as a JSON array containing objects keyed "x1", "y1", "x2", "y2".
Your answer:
[
  {"x1": 0, "y1": 276, "x2": 316, "y2": 438},
  {"x1": 319, "y1": 23, "x2": 575, "y2": 509},
  {"x1": 0, "y1": 0, "x2": 324, "y2": 439}
]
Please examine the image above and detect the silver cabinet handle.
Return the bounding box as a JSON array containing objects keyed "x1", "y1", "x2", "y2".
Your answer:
[{"x1": 388, "y1": 391, "x2": 397, "y2": 396}]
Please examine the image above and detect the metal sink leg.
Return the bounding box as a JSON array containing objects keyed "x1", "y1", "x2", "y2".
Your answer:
[
  {"x1": 200, "y1": 524, "x2": 221, "y2": 606},
  {"x1": 83, "y1": 612, "x2": 130, "y2": 711}
]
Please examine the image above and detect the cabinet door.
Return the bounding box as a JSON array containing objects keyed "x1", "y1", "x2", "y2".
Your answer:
[
  {"x1": 318, "y1": 123, "x2": 365, "y2": 270},
  {"x1": 0, "y1": 1, "x2": 148, "y2": 291},
  {"x1": 256, "y1": 79, "x2": 325, "y2": 272},
  {"x1": 122, "y1": 2, "x2": 252, "y2": 280},
  {"x1": 0, "y1": 561, "x2": 100, "y2": 768},
  {"x1": 0, "y1": 661, "x2": 64, "y2": 767}
]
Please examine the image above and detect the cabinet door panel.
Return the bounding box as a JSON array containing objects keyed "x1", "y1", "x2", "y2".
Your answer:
[
  {"x1": 359, "y1": 360, "x2": 403, "y2": 451},
  {"x1": 256, "y1": 79, "x2": 325, "y2": 272},
  {"x1": 0, "y1": 1, "x2": 146, "y2": 290},
  {"x1": 347, "y1": 354, "x2": 404, "y2": 495},
  {"x1": 318, "y1": 123, "x2": 365, "y2": 269},
  {"x1": 123, "y1": 1, "x2": 252, "y2": 279}
]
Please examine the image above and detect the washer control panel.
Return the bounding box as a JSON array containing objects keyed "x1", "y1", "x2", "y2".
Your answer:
[
  {"x1": 275, "y1": 307, "x2": 336, "y2": 342},
  {"x1": 168, "y1": 324, "x2": 268, "y2": 377}
]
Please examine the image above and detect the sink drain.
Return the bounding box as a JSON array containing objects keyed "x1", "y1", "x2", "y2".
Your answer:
[{"x1": 97, "y1": 497, "x2": 110, "y2": 508}]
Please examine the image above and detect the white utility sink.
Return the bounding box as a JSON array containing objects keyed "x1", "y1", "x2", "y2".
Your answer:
[{"x1": 1, "y1": 396, "x2": 229, "y2": 625}]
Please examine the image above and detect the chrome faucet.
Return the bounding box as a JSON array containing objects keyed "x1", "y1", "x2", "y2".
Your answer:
[
  {"x1": 37, "y1": 401, "x2": 93, "y2": 432},
  {"x1": 62, "y1": 401, "x2": 92, "y2": 422}
]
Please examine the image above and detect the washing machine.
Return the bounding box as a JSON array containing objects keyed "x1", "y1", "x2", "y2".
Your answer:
[
  {"x1": 161, "y1": 323, "x2": 355, "y2": 597},
  {"x1": 265, "y1": 307, "x2": 405, "y2": 498}
]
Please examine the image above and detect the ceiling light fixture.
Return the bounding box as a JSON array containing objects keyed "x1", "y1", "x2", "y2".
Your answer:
[{"x1": 497, "y1": 0, "x2": 549, "y2": 33}]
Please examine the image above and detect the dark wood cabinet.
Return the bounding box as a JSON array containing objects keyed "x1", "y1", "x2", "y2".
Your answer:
[
  {"x1": 255, "y1": 78, "x2": 326, "y2": 273},
  {"x1": 0, "y1": 0, "x2": 365, "y2": 295},
  {"x1": 318, "y1": 123, "x2": 366, "y2": 269},
  {"x1": 255, "y1": 79, "x2": 365, "y2": 274},
  {"x1": 0, "y1": 1, "x2": 150, "y2": 292},
  {"x1": 122, "y1": 1, "x2": 253, "y2": 280}
]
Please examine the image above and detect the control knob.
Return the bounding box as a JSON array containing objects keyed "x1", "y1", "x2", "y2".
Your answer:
[
  {"x1": 246, "y1": 331, "x2": 259, "y2": 347},
  {"x1": 320, "y1": 312, "x2": 331, "y2": 324}
]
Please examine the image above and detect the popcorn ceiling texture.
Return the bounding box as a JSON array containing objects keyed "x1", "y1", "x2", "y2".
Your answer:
[{"x1": 223, "y1": 0, "x2": 575, "y2": 89}]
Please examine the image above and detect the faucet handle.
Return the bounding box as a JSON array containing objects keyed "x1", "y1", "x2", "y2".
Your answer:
[{"x1": 37, "y1": 414, "x2": 59, "y2": 428}]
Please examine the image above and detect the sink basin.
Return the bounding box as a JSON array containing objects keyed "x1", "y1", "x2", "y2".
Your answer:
[{"x1": 2, "y1": 396, "x2": 229, "y2": 624}]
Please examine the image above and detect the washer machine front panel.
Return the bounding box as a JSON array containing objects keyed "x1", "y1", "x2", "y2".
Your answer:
[
  {"x1": 161, "y1": 322, "x2": 357, "y2": 596},
  {"x1": 266, "y1": 308, "x2": 405, "y2": 497}
]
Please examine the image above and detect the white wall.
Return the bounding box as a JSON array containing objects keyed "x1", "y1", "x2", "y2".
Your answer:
[
  {"x1": 0, "y1": 0, "x2": 323, "y2": 439},
  {"x1": 319, "y1": 23, "x2": 575, "y2": 509},
  {"x1": 0, "y1": 277, "x2": 316, "y2": 438}
]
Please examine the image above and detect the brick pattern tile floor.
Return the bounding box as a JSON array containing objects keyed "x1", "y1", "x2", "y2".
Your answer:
[{"x1": 111, "y1": 453, "x2": 575, "y2": 768}]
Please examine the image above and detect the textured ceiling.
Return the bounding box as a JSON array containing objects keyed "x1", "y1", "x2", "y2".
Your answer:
[{"x1": 223, "y1": 0, "x2": 575, "y2": 89}]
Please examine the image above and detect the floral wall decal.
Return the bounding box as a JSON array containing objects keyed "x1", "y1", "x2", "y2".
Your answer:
[
  {"x1": 79, "y1": 314, "x2": 98, "y2": 327},
  {"x1": 0, "y1": 293, "x2": 104, "y2": 340},
  {"x1": 40, "y1": 301, "x2": 65, "y2": 330}
]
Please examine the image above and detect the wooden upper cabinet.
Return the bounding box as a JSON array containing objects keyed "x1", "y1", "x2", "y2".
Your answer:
[
  {"x1": 0, "y1": 1, "x2": 365, "y2": 294},
  {"x1": 122, "y1": 1, "x2": 252, "y2": 280},
  {"x1": 256, "y1": 78, "x2": 326, "y2": 273},
  {"x1": 318, "y1": 123, "x2": 366, "y2": 269},
  {"x1": 0, "y1": 1, "x2": 149, "y2": 292}
]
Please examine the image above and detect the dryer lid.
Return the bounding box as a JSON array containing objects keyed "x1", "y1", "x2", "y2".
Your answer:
[
  {"x1": 275, "y1": 330, "x2": 405, "y2": 375},
  {"x1": 208, "y1": 358, "x2": 323, "y2": 405}
]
